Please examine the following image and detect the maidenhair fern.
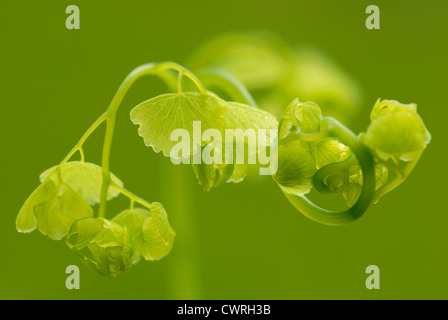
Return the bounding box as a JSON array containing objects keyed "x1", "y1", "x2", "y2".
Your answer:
[{"x1": 16, "y1": 59, "x2": 430, "y2": 276}]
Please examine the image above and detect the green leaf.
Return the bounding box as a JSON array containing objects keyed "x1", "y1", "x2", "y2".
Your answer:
[
  {"x1": 314, "y1": 139, "x2": 351, "y2": 170},
  {"x1": 347, "y1": 161, "x2": 388, "y2": 191},
  {"x1": 279, "y1": 99, "x2": 322, "y2": 141},
  {"x1": 17, "y1": 178, "x2": 93, "y2": 240},
  {"x1": 363, "y1": 110, "x2": 430, "y2": 162},
  {"x1": 131, "y1": 89, "x2": 277, "y2": 189},
  {"x1": 191, "y1": 142, "x2": 234, "y2": 191},
  {"x1": 130, "y1": 92, "x2": 229, "y2": 157},
  {"x1": 113, "y1": 203, "x2": 175, "y2": 261},
  {"x1": 40, "y1": 161, "x2": 123, "y2": 205},
  {"x1": 142, "y1": 203, "x2": 175, "y2": 261},
  {"x1": 273, "y1": 141, "x2": 316, "y2": 195},
  {"x1": 112, "y1": 208, "x2": 148, "y2": 263},
  {"x1": 198, "y1": 101, "x2": 277, "y2": 189},
  {"x1": 66, "y1": 216, "x2": 104, "y2": 248},
  {"x1": 290, "y1": 100, "x2": 322, "y2": 133},
  {"x1": 228, "y1": 164, "x2": 249, "y2": 183},
  {"x1": 374, "y1": 163, "x2": 389, "y2": 190},
  {"x1": 66, "y1": 218, "x2": 134, "y2": 277},
  {"x1": 343, "y1": 183, "x2": 362, "y2": 207},
  {"x1": 225, "y1": 101, "x2": 278, "y2": 137},
  {"x1": 192, "y1": 160, "x2": 234, "y2": 191},
  {"x1": 323, "y1": 171, "x2": 348, "y2": 193},
  {"x1": 370, "y1": 99, "x2": 417, "y2": 121},
  {"x1": 192, "y1": 161, "x2": 217, "y2": 191},
  {"x1": 225, "y1": 101, "x2": 278, "y2": 159},
  {"x1": 216, "y1": 101, "x2": 278, "y2": 185},
  {"x1": 34, "y1": 183, "x2": 93, "y2": 240},
  {"x1": 16, "y1": 179, "x2": 57, "y2": 234},
  {"x1": 342, "y1": 161, "x2": 388, "y2": 207},
  {"x1": 278, "y1": 114, "x2": 297, "y2": 140}
]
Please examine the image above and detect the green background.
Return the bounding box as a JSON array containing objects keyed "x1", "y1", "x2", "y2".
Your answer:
[{"x1": 1, "y1": 0, "x2": 447, "y2": 299}]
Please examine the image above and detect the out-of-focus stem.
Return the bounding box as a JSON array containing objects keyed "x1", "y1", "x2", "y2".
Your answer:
[{"x1": 161, "y1": 161, "x2": 203, "y2": 299}]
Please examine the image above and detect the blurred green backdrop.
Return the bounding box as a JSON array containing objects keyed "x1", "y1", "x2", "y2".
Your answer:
[{"x1": 1, "y1": 0, "x2": 447, "y2": 299}]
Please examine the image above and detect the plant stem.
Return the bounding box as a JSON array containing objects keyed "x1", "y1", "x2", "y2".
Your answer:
[
  {"x1": 197, "y1": 67, "x2": 258, "y2": 107},
  {"x1": 110, "y1": 181, "x2": 152, "y2": 210},
  {"x1": 282, "y1": 117, "x2": 376, "y2": 226},
  {"x1": 59, "y1": 114, "x2": 107, "y2": 167},
  {"x1": 97, "y1": 62, "x2": 206, "y2": 219},
  {"x1": 161, "y1": 161, "x2": 203, "y2": 299},
  {"x1": 39, "y1": 114, "x2": 107, "y2": 185}
]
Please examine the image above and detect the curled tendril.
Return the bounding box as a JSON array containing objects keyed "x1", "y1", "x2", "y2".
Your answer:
[
  {"x1": 278, "y1": 116, "x2": 376, "y2": 226},
  {"x1": 275, "y1": 98, "x2": 430, "y2": 226}
]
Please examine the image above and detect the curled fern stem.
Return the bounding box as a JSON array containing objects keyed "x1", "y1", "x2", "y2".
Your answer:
[
  {"x1": 281, "y1": 117, "x2": 376, "y2": 226},
  {"x1": 312, "y1": 154, "x2": 357, "y2": 194}
]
